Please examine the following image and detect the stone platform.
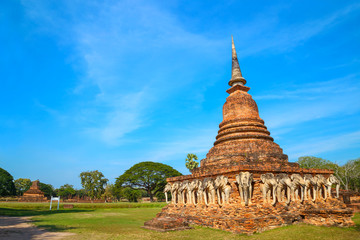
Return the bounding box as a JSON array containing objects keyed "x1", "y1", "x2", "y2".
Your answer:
[
  {"x1": 155, "y1": 201, "x2": 353, "y2": 234},
  {"x1": 143, "y1": 216, "x2": 192, "y2": 232},
  {"x1": 150, "y1": 174, "x2": 354, "y2": 234},
  {"x1": 347, "y1": 203, "x2": 360, "y2": 213}
]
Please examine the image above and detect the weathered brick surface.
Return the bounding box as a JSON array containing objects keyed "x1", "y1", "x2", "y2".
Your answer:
[
  {"x1": 202, "y1": 85, "x2": 288, "y2": 168},
  {"x1": 346, "y1": 203, "x2": 360, "y2": 213},
  {"x1": 149, "y1": 173, "x2": 354, "y2": 234},
  {"x1": 155, "y1": 189, "x2": 353, "y2": 233},
  {"x1": 144, "y1": 47, "x2": 354, "y2": 233},
  {"x1": 19, "y1": 180, "x2": 47, "y2": 202},
  {"x1": 143, "y1": 216, "x2": 192, "y2": 232}
]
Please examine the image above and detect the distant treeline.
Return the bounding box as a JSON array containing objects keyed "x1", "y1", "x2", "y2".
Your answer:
[
  {"x1": 297, "y1": 156, "x2": 360, "y2": 192},
  {"x1": 0, "y1": 161, "x2": 182, "y2": 202},
  {"x1": 1, "y1": 156, "x2": 359, "y2": 201}
]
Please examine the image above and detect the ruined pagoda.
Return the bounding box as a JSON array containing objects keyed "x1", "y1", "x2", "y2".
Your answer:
[
  {"x1": 20, "y1": 180, "x2": 47, "y2": 202},
  {"x1": 144, "y1": 37, "x2": 354, "y2": 234}
]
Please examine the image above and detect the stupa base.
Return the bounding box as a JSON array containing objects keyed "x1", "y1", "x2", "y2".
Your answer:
[
  {"x1": 143, "y1": 216, "x2": 192, "y2": 232},
  {"x1": 145, "y1": 198, "x2": 354, "y2": 234}
]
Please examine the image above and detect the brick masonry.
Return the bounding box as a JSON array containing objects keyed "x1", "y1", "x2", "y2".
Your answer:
[
  {"x1": 19, "y1": 180, "x2": 47, "y2": 202},
  {"x1": 143, "y1": 40, "x2": 354, "y2": 233},
  {"x1": 149, "y1": 177, "x2": 353, "y2": 234}
]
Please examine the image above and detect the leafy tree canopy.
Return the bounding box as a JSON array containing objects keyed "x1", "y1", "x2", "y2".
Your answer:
[
  {"x1": 56, "y1": 184, "x2": 76, "y2": 199},
  {"x1": 39, "y1": 182, "x2": 55, "y2": 198},
  {"x1": 80, "y1": 170, "x2": 108, "y2": 200},
  {"x1": 297, "y1": 156, "x2": 338, "y2": 170},
  {"x1": 185, "y1": 153, "x2": 199, "y2": 171},
  {"x1": 14, "y1": 178, "x2": 31, "y2": 196},
  {"x1": 155, "y1": 191, "x2": 165, "y2": 201},
  {"x1": 102, "y1": 183, "x2": 123, "y2": 202},
  {"x1": 75, "y1": 189, "x2": 87, "y2": 198},
  {"x1": 336, "y1": 158, "x2": 360, "y2": 191},
  {"x1": 115, "y1": 161, "x2": 181, "y2": 201},
  {"x1": 298, "y1": 156, "x2": 360, "y2": 192},
  {"x1": 0, "y1": 167, "x2": 16, "y2": 196},
  {"x1": 122, "y1": 187, "x2": 142, "y2": 202}
]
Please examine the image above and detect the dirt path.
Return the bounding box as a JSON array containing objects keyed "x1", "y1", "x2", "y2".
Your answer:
[{"x1": 0, "y1": 216, "x2": 74, "y2": 240}]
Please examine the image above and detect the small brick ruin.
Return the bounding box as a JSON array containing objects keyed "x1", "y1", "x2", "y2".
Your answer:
[
  {"x1": 19, "y1": 180, "x2": 47, "y2": 202},
  {"x1": 143, "y1": 37, "x2": 354, "y2": 234}
]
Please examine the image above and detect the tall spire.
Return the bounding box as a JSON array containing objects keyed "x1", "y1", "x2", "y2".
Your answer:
[{"x1": 229, "y1": 36, "x2": 246, "y2": 86}]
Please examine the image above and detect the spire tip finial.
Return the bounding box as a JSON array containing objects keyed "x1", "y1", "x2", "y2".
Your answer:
[{"x1": 229, "y1": 36, "x2": 246, "y2": 87}]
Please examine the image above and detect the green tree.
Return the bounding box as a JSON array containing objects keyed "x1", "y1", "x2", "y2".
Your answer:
[
  {"x1": 115, "y1": 162, "x2": 181, "y2": 202},
  {"x1": 349, "y1": 158, "x2": 360, "y2": 192},
  {"x1": 155, "y1": 191, "x2": 165, "y2": 202},
  {"x1": 298, "y1": 156, "x2": 360, "y2": 192},
  {"x1": 75, "y1": 189, "x2": 87, "y2": 198},
  {"x1": 102, "y1": 183, "x2": 122, "y2": 202},
  {"x1": 297, "y1": 156, "x2": 337, "y2": 170},
  {"x1": 57, "y1": 184, "x2": 76, "y2": 199},
  {"x1": 0, "y1": 167, "x2": 16, "y2": 196},
  {"x1": 14, "y1": 178, "x2": 31, "y2": 196},
  {"x1": 122, "y1": 187, "x2": 142, "y2": 202},
  {"x1": 111, "y1": 185, "x2": 123, "y2": 201},
  {"x1": 39, "y1": 182, "x2": 55, "y2": 198},
  {"x1": 335, "y1": 158, "x2": 360, "y2": 191},
  {"x1": 80, "y1": 170, "x2": 108, "y2": 200},
  {"x1": 185, "y1": 153, "x2": 199, "y2": 171}
]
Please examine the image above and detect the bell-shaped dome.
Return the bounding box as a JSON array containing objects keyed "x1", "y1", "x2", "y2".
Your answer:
[
  {"x1": 200, "y1": 38, "x2": 288, "y2": 168},
  {"x1": 222, "y1": 90, "x2": 260, "y2": 122}
]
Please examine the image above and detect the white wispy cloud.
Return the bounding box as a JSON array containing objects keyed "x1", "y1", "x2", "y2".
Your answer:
[
  {"x1": 286, "y1": 130, "x2": 360, "y2": 161},
  {"x1": 22, "y1": 0, "x2": 224, "y2": 145},
  {"x1": 118, "y1": 127, "x2": 218, "y2": 174},
  {"x1": 33, "y1": 100, "x2": 69, "y2": 125},
  {"x1": 83, "y1": 90, "x2": 148, "y2": 145},
  {"x1": 21, "y1": 1, "x2": 360, "y2": 147},
  {"x1": 236, "y1": 3, "x2": 360, "y2": 57},
  {"x1": 255, "y1": 74, "x2": 359, "y2": 100},
  {"x1": 259, "y1": 74, "x2": 360, "y2": 129},
  {"x1": 147, "y1": 128, "x2": 216, "y2": 162}
]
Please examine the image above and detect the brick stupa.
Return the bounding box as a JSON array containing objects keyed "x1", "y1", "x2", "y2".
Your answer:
[
  {"x1": 144, "y1": 37, "x2": 354, "y2": 234},
  {"x1": 199, "y1": 37, "x2": 292, "y2": 173},
  {"x1": 20, "y1": 180, "x2": 47, "y2": 202}
]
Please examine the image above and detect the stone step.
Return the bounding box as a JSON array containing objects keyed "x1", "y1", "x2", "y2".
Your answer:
[{"x1": 346, "y1": 203, "x2": 360, "y2": 213}]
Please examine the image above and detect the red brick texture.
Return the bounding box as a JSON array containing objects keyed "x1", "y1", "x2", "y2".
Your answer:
[{"x1": 144, "y1": 84, "x2": 354, "y2": 233}]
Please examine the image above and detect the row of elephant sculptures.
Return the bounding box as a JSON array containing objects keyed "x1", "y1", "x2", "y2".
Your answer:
[{"x1": 163, "y1": 172, "x2": 340, "y2": 206}]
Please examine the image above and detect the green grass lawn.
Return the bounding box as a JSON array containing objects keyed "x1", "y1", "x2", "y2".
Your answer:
[{"x1": 1, "y1": 202, "x2": 359, "y2": 240}]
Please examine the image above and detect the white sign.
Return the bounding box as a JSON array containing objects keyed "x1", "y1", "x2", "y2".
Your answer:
[{"x1": 50, "y1": 196, "x2": 60, "y2": 210}]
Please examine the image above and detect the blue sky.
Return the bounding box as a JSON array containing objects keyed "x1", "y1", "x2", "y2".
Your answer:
[{"x1": 1, "y1": 0, "x2": 360, "y2": 188}]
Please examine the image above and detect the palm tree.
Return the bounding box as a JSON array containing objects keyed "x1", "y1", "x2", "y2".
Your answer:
[{"x1": 185, "y1": 153, "x2": 199, "y2": 171}]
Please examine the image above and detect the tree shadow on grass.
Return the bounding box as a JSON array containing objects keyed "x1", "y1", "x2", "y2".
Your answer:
[
  {"x1": 28, "y1": 220, "x2": 77, "y2": 232},
  {"x1": 0, "y1": 207, "x2": 94, "y2": 217},
  {"x1": 0, "y1": 216, "x2": 76, "y2": 239}
]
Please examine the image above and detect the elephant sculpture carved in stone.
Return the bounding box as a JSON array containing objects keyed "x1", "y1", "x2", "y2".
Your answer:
[
  {"x1": 275, "y1": 173, "x2": 291, "y2": 205},
  {"x1": 260, "y1": 173, "x2": 277, "y2": 206},
  {"x1": 171, "y1": 181, "x2": 180, "y2": 204},
  {"x1": 314, "y1": 175, "x2": 327, "y2": 200},
  {"x1": 177, "y1": 181, "x2": 185, "y2": 204},
  {"x1": 290, "y1": 174, "x2": 306, "y2": 203},
  {"x1": 197, "y1": 180, "x2": 205, "y2": 205},
  {"x1": 214, "y1": 175, "x2": 232, "y2": 205},
  {"x1": 202, "y1": 178, "x2": 216, "y2": 205},
  {"x1": 303, "y1": 174, "x2": 317, "y2": 202},
  {"x1": 235, "y1": 172, "x2": 253, "y2": 206},
  {"x1": 326, "y1": 174, "x2": 340, "y2": 198},
  {"x1": 163, "y1": 183, "x2": 172, "y2": 203},
  {"x1": 179, "y1": 180, "x2": 191, "y2": 204},
  {"x1": 189, "y1": 179, "x2": 201, "y2": 205}
]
